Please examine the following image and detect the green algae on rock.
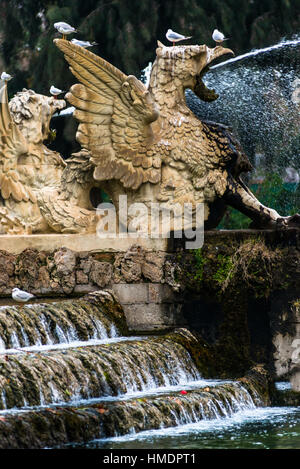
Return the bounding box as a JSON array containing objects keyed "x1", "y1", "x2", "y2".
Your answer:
[{"x1": 170, "y1": 230, "x2": 300, "y2": 380}]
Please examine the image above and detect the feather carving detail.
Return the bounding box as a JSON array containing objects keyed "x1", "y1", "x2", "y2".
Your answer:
[{"x1": 55, "y1": 39, "x2": 161, "y2": 190}]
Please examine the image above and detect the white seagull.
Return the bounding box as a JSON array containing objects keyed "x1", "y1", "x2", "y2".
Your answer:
[
  {"x1": 1, "y1": 72, "x2": 12, "y2": 82},
  {"x1": 166, "y1": 29, "x2": 192, "y2": 46},
  {"x1": 12, "y1": 288, "x2": 35, "y2": 303},
  {"x1": 212, "y1": 29, "x2": 229, "y2": 44},
  {"x1": 54, "y1": 22, "x2": 77, "y2": 39},
  {"x1": 50, "y1": 85, "x2": 65, "y2": 98},
  {"x1": 71, "y1": 39, "x2": 98, "y2": 48}
]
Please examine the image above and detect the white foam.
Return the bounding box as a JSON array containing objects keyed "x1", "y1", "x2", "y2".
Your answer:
[
  {"x1": 0, "y1": 336, "x2": 148, "y2": 355},
  {"x1": 97, "y1": 406, "x2": 300, "y2": 443}
]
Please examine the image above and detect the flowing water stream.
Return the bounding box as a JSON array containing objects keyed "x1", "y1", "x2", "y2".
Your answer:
[
  {"x1": 0, "y1": 293, "x2": 298, "y2": 449},
  {"x1": 186, "y1": 35, "x2": 300, "y2": 175}
]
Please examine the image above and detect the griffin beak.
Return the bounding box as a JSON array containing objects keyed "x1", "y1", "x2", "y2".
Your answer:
[
  {"x1": 206, "y1": 45, "x2": 235, "y2": 67},
  {"x1": 193, "y1": 46, "x2": 234, "y2": 102}
]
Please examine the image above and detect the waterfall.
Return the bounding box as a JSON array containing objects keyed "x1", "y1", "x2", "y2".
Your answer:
[
  {"x1": 0, "y1": 295, "x2": 127, "y2": 350},
  {"x1": 0, "y1": 379, "x2": 265, "y2": 449},
  {"x1": 0, "y1": 292, "x2": 270, "y2": 449},
  {"x1": 0, "y1": 338, "x2": 202, "y2": 409}
]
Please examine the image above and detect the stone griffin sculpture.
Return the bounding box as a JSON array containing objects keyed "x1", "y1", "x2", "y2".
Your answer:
[
  {"x1": 0, "y1": 85, "x2": 65, "y2": 233},
  {"x1": 0, "y1": 82, "x2": 97, "y2": 234},
  {"x1": 0, "y1": 39, "x2": 299, "y2": 235}
]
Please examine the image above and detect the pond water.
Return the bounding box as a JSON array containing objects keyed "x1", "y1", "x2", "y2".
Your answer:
[{"x1": 80, "y1": 406, "x2": 300, "y2": 450}]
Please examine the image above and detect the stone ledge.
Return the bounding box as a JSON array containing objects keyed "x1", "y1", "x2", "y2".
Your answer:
[
  {"x1": 1, "y1": 228, "x2": 299, "y2": 254},
  {"x1": 0, "y1": 233, "x2": 169, "y2": 254}
]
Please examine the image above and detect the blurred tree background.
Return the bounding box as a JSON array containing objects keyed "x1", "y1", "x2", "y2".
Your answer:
[
  {"x1": 0, "y1": 0, "x2": 299, "y2": 228},
  {"x1": 0, "y1": 0, "x2": 299, "y2": 96}
]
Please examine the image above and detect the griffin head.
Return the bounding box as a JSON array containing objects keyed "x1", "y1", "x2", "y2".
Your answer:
[
  {"x1": 151, "y1": 41, "x2": 234, "y2": 102},
  {"x1": 9, "y1": 89, "x2": 66, "y2": 144}
]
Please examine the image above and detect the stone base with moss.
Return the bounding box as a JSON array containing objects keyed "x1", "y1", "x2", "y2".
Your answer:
[{"x1": 0, "y1": 229, "x2": 299, "y2": 389}]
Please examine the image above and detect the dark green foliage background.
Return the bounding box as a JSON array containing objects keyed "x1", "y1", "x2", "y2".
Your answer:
[
  {"x1": 0, "y1": 0, "x2": 299, "y2": 228},
  {"x1": 1, "y1": 0, "x2": 299, "y2": 96}
]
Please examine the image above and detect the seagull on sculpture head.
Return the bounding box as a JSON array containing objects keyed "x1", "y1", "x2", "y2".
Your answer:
[
  {"x1": 71, "y1": 39, "x2": 98, "y2": 48},
  {"x1": 1, "y1": 72, "x2": 12, "y2": 82},
  {"x1": 54, "y1": 22, "x2": 77, "y2": 40},
  {"x1": 212, "y1": 29, "x2": 229, "y2": 45},
  {"x1": 166, "y1": 29, "x2": 192, "y2": 46},
  {"x1": 12, "y1": 288, "x2": 35, "y2": 303}
]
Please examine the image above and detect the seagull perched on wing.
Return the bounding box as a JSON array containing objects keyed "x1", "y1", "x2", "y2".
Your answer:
[
  {"x1": 54, "y1": 22, "x2": 77, "y2": 40},
  {"x1": 1, "y1": 72, "x2": 12, "y2": 82},
  {"x1": 12, "y1": 288, "x2": 35, "y2": 303},
  {"x1": 212, "y1": 29, "x2": 229, "y2": 44},
  {"x1": 50, "y1": 85, "x2": 65, "y2": 98},
  {"x1": 71, "y1": 39, "x2": 98, "y2": 48},
  {"x1": 166, "y1": 29, "x2": 192, "y2": 46}
]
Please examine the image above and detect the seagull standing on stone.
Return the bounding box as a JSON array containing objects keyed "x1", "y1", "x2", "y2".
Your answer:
[
  {"x1": 12, "y1": 288, "x2": 35, "y2": 303},
  {"x1": 212, "y1": 29, "x2": 229, "y2": 45},
  {"x1": 50, "y1": 85, "x2": 65, "y2": 98},
  {"x1": 166, "y1": 29, "x2": 192, "y2": 47},
  {"x1": 71, "y1": 39, "x2": 98, "y2": 48},
  {"x1": 1, "y1": 72, "x2": 12, "y2": 82},
  {"x1": 54, "y1": 22, "x2": 77, "y2": 40}
]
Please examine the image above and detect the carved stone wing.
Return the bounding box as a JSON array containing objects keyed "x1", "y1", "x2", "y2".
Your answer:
[
  {"x1": 0, "y1": 83, "x2": 34, "y2": 203},
  {"x1": 55, "y1": 39, "x2": 161, "y2": 190}
]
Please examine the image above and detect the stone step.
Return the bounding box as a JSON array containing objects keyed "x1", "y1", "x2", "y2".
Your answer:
[
  {"x1": 0, "y1": 369, "x2": 269, "y2": 449},
  {"x1": 0, "y1": 332, "x2": 202, "y2": 410},
  {"x1": 0, "y1": 291, "x2": 128, "y2": 350}
]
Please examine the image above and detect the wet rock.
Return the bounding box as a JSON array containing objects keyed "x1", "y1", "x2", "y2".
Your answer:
[{"x1": 238, "y1": 364, "x2": 274, "y2": 406}]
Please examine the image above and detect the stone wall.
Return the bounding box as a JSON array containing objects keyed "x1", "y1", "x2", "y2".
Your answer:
[
  {"x1": 0, "y1": 244, "x2": 183, "y2": 331},
  {"x1": 0, "y1": 229, "x2": 300, "y2": 388}
]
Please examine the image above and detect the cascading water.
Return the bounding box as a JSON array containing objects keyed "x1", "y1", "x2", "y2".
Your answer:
[
  {"x1": 0, "y1": 289, "x2": 276, "y2": 449},
  {"x1": 0, "y1": 296, "x2": 126, "y2": 350},
  {"x1": 186, "y1": 35, "x2": 300, "y2": 188},
  {"x1": 0, "y1": 338, "x2": 205, "y2": 409}
]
